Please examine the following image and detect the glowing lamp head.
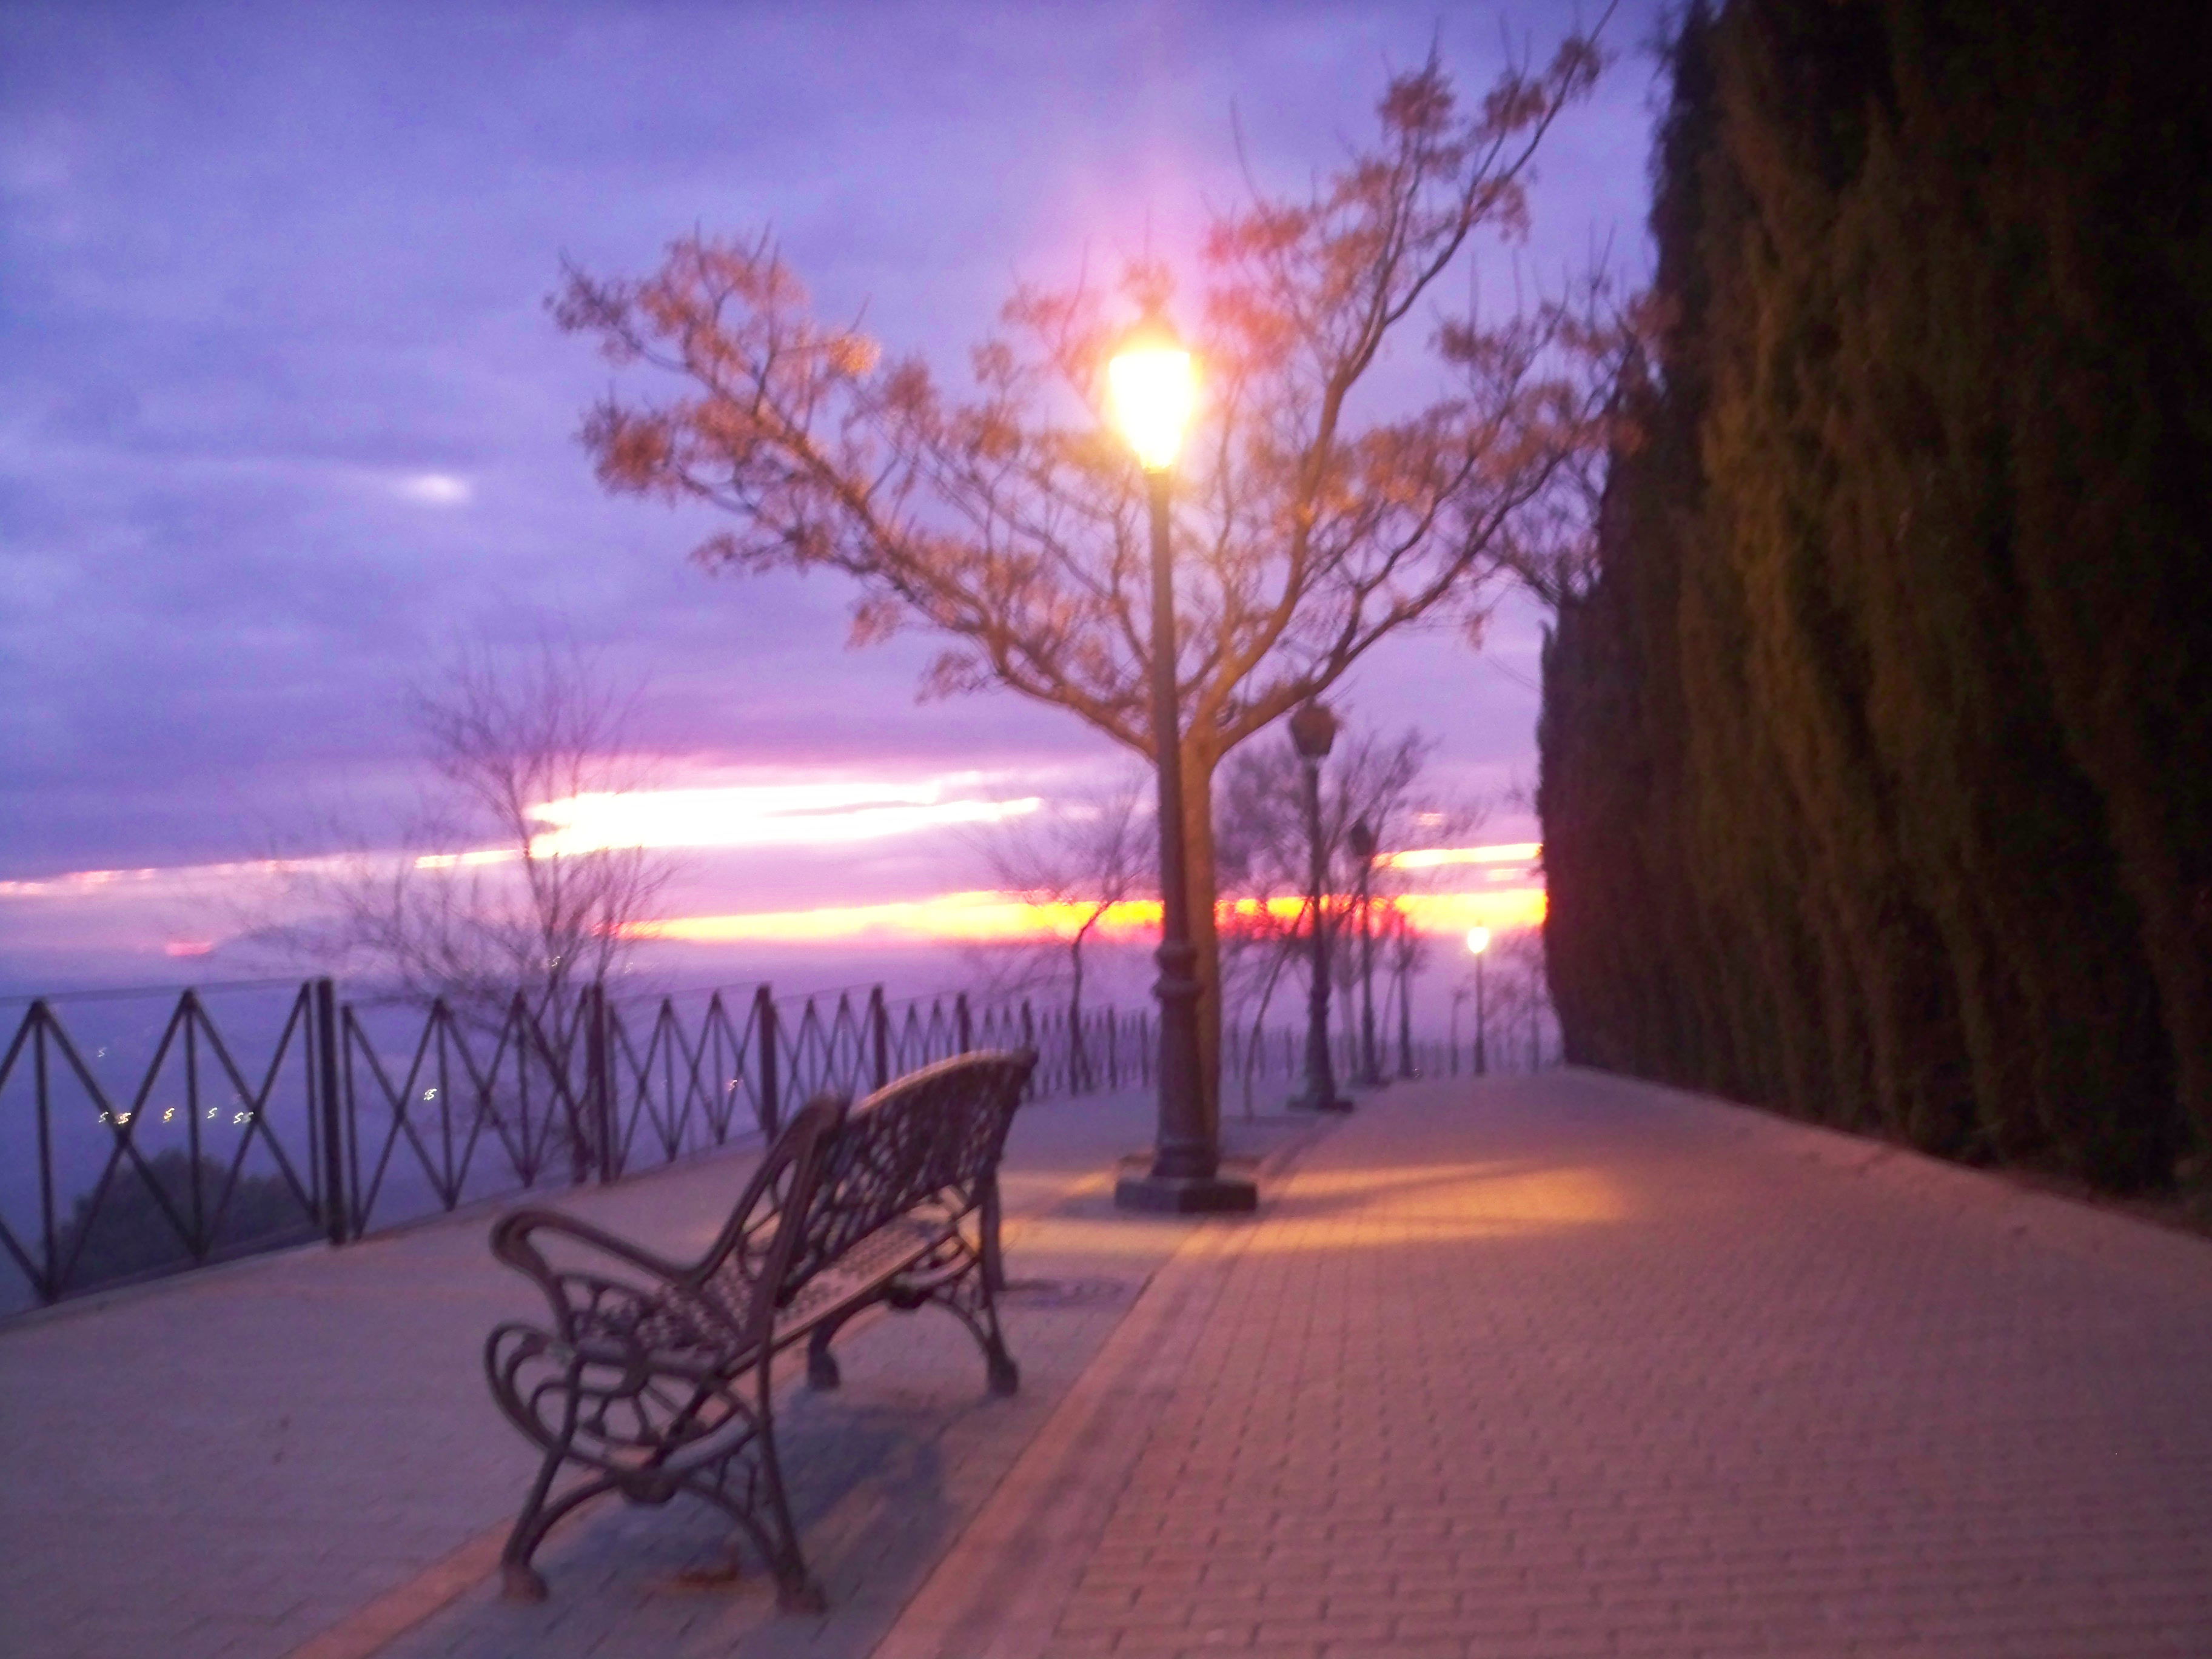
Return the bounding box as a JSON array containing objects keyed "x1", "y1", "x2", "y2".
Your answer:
[
  {"x1": 1107, "y1": 318, "x2": 1196, "y2": 472},
  {"x1": 1466, "y1": 925, "x2": 1492, "y2": 957}
]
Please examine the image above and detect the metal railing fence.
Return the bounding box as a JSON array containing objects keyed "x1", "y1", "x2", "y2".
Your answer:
[
  {"x1": 0, "y1": 972, "x2": 1547, "y2": 1317},
  {"x1": 0, "y1": 977, "x2": 1227, "y2": 1315}
]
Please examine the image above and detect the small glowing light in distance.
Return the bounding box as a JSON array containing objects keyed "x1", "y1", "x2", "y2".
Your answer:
[
  {"x1": 1466, "y1": 925, "x2": 1492, "y2": 956},
  {"x1": 1108, "y1": 338, "x2": 1196, "y2": 471}
]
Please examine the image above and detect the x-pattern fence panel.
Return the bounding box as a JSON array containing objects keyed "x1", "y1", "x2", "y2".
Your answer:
[
  {"x1": 602, "y1": 985, "x2": 768, "y2": 1177},
  {"x1": 341, "y1": 988, "x2": 595, "y2": 1237},
  {"x1": 0, "y1": 983, "x2": 333, "y2": 1312},
  {"x1": 883, "y1": 991, "x2": 966, "y2": 1080},
  {"x1": 0, "y1": 973, "x2": 1378, "y2": 1316}
]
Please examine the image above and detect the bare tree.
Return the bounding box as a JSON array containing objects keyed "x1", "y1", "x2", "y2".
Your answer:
[
  {"x1": 286, "y1": 634, "x2": 671, "y2": 1021},
  {"x1": 1492, "y1": 922, "x2": 1552, "y2": 1070},
  {"x1": 1213, "y1": 722, "x2": 1468, "y2": 1107},
  {"x1": 1385, "y1": 906, "x2": 1427, "y2": 1076},
  {"x1": 973, "y1": 770, "x2": 1153, "y2": 1089},
  {"x1": 553, "y1": 34, "x2": 1624, "y2": 1105}
]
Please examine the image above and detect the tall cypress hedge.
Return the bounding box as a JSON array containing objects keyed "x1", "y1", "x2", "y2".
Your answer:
[{"x1": 1540, "y1": 0, "x2": 2212, "y2": 1189}]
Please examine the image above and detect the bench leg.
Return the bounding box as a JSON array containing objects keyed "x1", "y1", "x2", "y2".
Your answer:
[
  {"x1": 502, "y1": 1563, "x2": 550, "y2": 1603},
  {"x1": 984, "y1": 1325, "x2": 1020, "y2": 1396},
  {"x1": 980, "y1": 1177, "x2": 1007, "y2": 1293},
  {"x1": 749, "y1": 1356, "x2": 828, "y2": 1614},
  {"x1": 682, "y1": 1469, "x2": 823, "y2": 1614},
  {"x1": 967, "y1": 1231, "x2": 1021, "y2": 1395},
  {"x1": 925, "y1": 1250, "x2": 1020, "y2": 1395},
  {"x1": 776, "y1": 1569, "x2": 830, "y2": 1615},
  {"x1": 501, "y1": 1460, "x2": 622, "y2": 1602},
  {"x1": 805, "y1": 1319, "x2": 845, "y2": 1390},
  {"x1": 498, "y1": 1386, "x2": 580, "y2": 1601}
]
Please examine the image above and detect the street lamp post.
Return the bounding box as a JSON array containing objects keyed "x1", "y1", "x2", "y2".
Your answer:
[
  {"x1": 1450, "y1": 986, "x2": 1470, "y2": 1076},
  {"x1": 1287, "y1": 701, "x2": 1350, "y2": 1113},
  {"x1": 1466, "y1": 925, "x2": 1491, "y2": 1077},
  {"x1": 1348, "y1": 817, "x2": 1382, "y2": 1087},
  {"x1": 1108, "y1": 316, "x2": 1255, "y2": 1216},
  {"x1": 1392, "y1": 907, "x2": 1416, "y2": 1079}
]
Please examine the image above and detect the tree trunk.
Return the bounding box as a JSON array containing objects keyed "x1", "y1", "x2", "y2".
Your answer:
[{"x1": 1179, "y1": 739, "x2": 1224, "y2": 1138}]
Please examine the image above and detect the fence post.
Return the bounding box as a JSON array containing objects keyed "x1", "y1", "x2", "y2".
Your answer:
[
  {"x1": 754, "y1": 984, "x2": 780, "y2": 1137},
  {"x1": 586, "y1": 982, "x2": 616, "y2": 1184},
  {"x1": 312, "y1": 978, "x2": 347, "y2": 1245},
  {"x1": 868, "y1": 985, "x2": 891, "y2": 1091},
  {"x1": 956, "y1": 991, "x2": 973, "y2": 1054},
  {"x1": 32, "y1": 1003, "x2": 56, "y2": 1301}
]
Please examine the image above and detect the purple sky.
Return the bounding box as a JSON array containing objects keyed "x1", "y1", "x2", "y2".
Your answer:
[{"x1": 1, "y1": 0, "x2": 1662, "y2": 977}]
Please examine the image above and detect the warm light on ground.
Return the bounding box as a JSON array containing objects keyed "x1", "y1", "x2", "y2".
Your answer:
[
  {"x1": 1014, "y1": 1161, "x2": 1626, "y2": 1255},
  {"x1": 1252, "y1": 1160, "x2": 1628, "y2": 1241}
]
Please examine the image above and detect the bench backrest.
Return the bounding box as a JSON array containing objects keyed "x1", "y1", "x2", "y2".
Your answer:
[
  {"x1": 683, "y1": 1048, "x2": 1033, "y2": 1342},
  {"x1": 780, "y1": 1048, "x2": 1036, "y2": 1292},
  {"x1": 685, "y1": 1090, "x2": 848, "y2": 1341}
]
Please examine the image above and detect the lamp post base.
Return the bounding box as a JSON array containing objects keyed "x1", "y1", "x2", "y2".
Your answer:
[
  {"x1": 1288, "y1": 1090, "x2": 1355, "y2": 1113},
  {"x1": 1114, "y1": 1172, "x2": 1259, "y2": 1214}
]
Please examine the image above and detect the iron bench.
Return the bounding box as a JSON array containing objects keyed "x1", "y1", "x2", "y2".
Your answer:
[{"x1": 481, "y1": 1047, "x2": 1036, "y2": 1612}]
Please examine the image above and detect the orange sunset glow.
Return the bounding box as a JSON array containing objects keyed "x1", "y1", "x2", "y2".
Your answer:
[
  {"x1": 1, "y1": 817, "x2": 1545, "y2": 958},
  {"x1": 630, "y1": 879, "x2": 1546, "y2": 947}
]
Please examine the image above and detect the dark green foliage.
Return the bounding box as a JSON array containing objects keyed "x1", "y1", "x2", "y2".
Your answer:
[
  {"x1": 1540, "y1": 0, "x2": 2212, "y2": 1190},
  {"x1": 56, "y1": 1149, "x2": 314, "y2": 1291}
]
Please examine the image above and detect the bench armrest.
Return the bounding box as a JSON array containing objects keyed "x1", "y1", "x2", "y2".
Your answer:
[
  {"x1": 490, "y1": 1207, "x2": 694, "y2": 1341},
  {"x1": 492, "y1": 1204, "x2": 691, "y2": 1279}
]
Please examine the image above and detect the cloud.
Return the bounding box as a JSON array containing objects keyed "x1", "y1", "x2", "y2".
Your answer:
[
  {"x1": 393, "y1": 471, "x2": 472, "y2": 506},
  {"x1": 528, "y1": 776, "x2": 1041, "y2": 856}
]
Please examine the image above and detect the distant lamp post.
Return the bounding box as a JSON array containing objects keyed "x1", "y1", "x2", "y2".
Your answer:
[
  {"x1": 1287, "y1": 700, "x2": 1349, "y2": 1113},
  {"x1": 1392, "y1": 907, "x2": 1416, "y2": 1079},
  {"x1": 1349, "y1": 816, "x2": 1382, "y2": 1086},
  {"x1": 1109, "y1": 314, "x2": 1254, "y2": 1215},
  {"x1": 1450, "y1": 986, "x2": 1471, "y2": 1076},
  {"x1": 1466, "y1": 925, "x2": 1492, "y2": 1077}
]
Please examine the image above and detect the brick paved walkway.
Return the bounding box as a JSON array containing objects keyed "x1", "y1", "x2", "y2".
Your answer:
[
  {"x1": 883, "y1": 1070, "x2": 2212, "y2": 1659},
  {"x1": 7, "y1": 1068, "x2": 2212, "y2": 1659}
]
